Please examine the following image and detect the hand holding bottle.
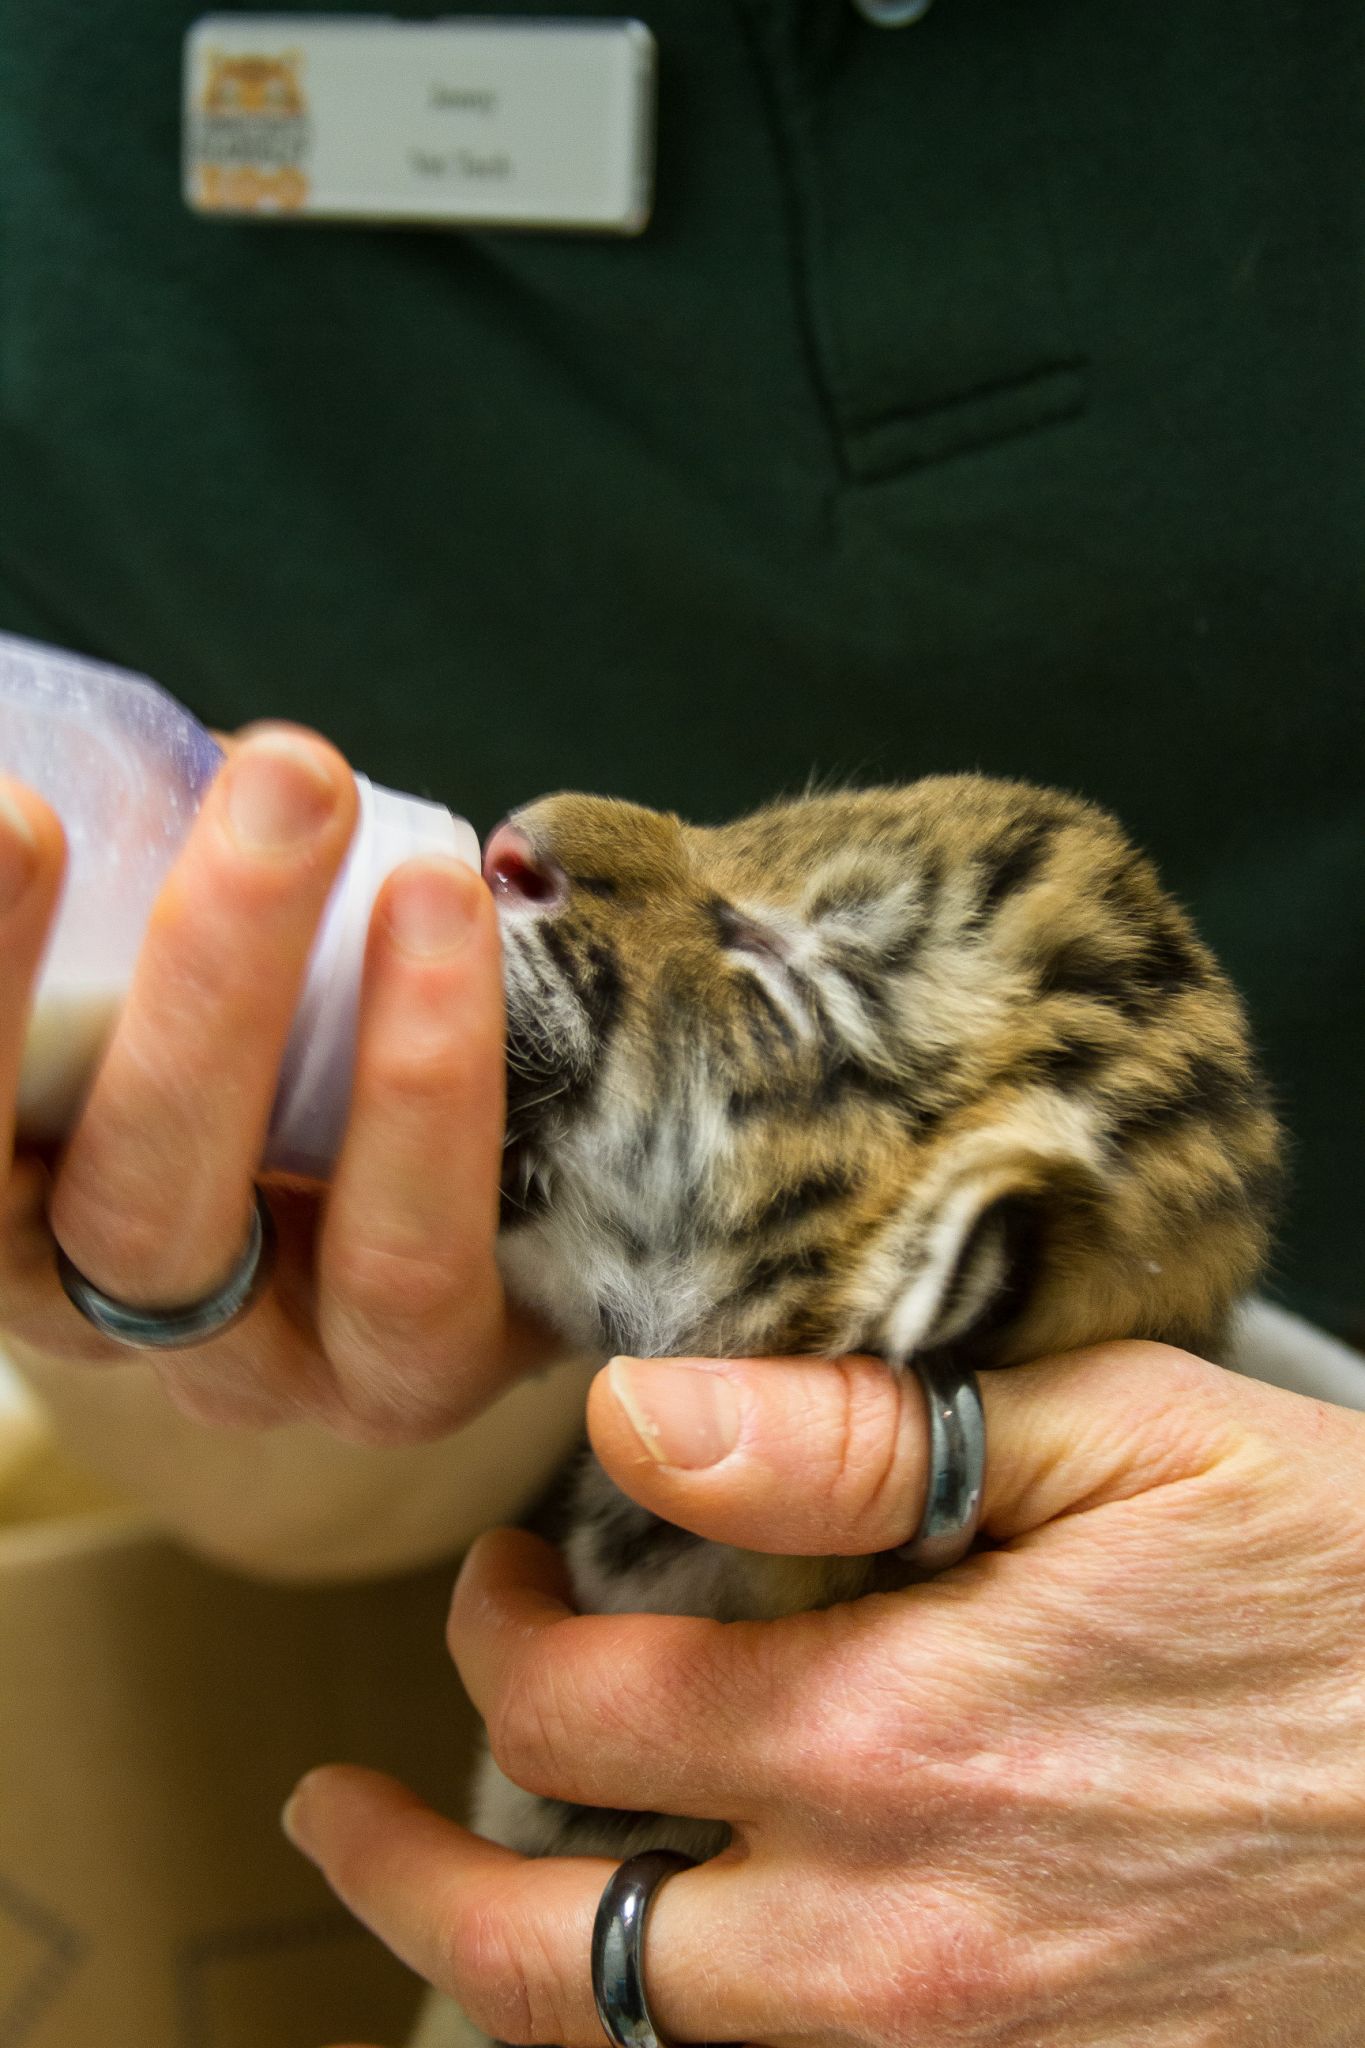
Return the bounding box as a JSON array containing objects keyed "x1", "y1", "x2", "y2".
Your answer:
[{"x1": 0, "y1": 698, "x2": 548, "y2": 1442}]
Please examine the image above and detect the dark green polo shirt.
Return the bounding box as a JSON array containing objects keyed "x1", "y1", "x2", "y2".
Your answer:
[{"x1": 1, "y1": 1, "x2": 1361, "y2": 1330}]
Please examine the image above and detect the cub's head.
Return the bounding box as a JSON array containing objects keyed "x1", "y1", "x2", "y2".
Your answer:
[{"x1": 488, "y1": 778, "x2": 1279, "y2": 1370}]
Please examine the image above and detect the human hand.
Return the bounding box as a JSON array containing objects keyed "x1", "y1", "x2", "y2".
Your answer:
[
  {"x1": 0, "y1": 734, "x2": 548, "y2": 1441},
  {"x1": 285, "y1": 1343, "x2": 1365, "y2": 2045}
]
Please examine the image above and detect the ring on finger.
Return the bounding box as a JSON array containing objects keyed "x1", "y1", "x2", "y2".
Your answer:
[
  {"x1": 54, "y1": 1185, "x2": 277, "y2": 1350},
  {"x1": 591, "y1": 1850, "x2": 699, "y2": 2048},
  {"x1": 892, "y1": 1352, "x2": 986, "y2": 1573}
]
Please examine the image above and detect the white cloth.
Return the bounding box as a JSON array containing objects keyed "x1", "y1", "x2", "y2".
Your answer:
[{"x1": 1229, "y1": 1299, "x2": 1365, "y2": 1409}]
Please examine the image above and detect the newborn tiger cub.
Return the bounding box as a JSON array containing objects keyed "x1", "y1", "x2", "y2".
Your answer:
[{"x1": 475, "y1": 774, "x2": 1280, "y2": 1871}]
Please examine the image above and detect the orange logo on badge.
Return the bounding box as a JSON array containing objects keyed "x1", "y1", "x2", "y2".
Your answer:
[{"x1": 191, "y1": 51, "x2": 311, "y2": 213}]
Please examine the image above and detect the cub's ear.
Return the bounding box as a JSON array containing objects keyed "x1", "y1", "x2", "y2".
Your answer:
[{"x1": 852, "y1": 1100, "x2": 1109, "y2": 1365}]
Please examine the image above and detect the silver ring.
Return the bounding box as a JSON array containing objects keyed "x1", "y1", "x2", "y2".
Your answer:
[
  {"x1": 893, "y1": 1353, "x2": 986, "y2": 1573},
  {"x1": 55, "y1": 1187, "x2": 277, "y2": 1351},
  {"x1": 591, "y1": 1849, "x2": 696, "y2": 2048}
]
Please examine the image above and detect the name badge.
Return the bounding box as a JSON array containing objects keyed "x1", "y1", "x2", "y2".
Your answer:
[{"x1": 183, "y1": 15, "x2": 656, "y2": 234}]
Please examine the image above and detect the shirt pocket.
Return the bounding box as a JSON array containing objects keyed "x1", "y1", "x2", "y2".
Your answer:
[{"x1": 739, "y1": 0, "x2": 1087, "y2": 482}]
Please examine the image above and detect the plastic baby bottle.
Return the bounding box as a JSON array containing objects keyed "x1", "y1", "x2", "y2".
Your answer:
[{"x1": 0, "y1": 630, "x2": 480, "y2": 1179}]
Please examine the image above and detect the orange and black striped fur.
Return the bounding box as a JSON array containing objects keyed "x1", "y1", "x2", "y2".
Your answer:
[{"x1": 475, "y1": 776, "x2": 1281, "y2": 1866}]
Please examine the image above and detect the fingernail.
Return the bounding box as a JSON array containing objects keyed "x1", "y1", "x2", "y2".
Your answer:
[
  {"x1": 226, "y1": 736, "x2": 340, "y2": 855},
  {"x1": 608, "y1": 1357, "x2": 741, "y2": 1469},
  {"x1": 384, "y1": 859, "x2": 476, "y2": 958},
  {"x1": 0, "y1": 788, "x2": 37, "y2": 914}
]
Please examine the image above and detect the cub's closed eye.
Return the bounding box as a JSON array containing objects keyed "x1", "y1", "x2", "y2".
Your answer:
[{"x1": 711, "y1": 900, "x2": 789, "y2": 965}]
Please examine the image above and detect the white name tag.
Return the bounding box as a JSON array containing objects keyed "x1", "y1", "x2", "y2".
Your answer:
[{"x1": 183, "y1": 15, "x2": 656, "y2": 234}]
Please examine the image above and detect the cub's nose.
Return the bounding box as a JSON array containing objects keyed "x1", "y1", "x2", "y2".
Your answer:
[{"x1": 483, "y1": 821, "x2": 568, "y2": 910}]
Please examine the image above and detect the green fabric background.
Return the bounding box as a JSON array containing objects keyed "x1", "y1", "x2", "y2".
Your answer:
[{"x1": 1, "y1": 0, "x2": 1361, "y2": 1327}]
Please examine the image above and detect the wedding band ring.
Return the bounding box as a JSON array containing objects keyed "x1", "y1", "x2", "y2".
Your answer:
[
  {"x1": 591, "y1": 1849, "x2": 697, "y2": 2048},
  {"x1": 55, "y1": 1186, "x2": 277, "y2": 1350},
  {"x1": 893, "y1": 1353, "x2": 986, "y2": 1572}
]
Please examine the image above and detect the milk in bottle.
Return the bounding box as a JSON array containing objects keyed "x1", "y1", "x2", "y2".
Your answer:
[{"x1": 0, "y1": 631, "x2": 479, "y2": 1178}]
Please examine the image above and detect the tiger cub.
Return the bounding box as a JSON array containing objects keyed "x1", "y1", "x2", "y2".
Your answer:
[{"x1": 476, "y1": 774, "x2": 1280, "y2": 1868}]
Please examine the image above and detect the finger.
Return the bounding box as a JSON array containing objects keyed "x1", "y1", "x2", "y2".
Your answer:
[
  {"x1": 283, "y1": 1764, "x2": 786, "y2": 2048},
  {"x1": 448, "y1": 1529, "x2": 778, "y2": 1820},
  {"x1": 48, "y1": 726, "x2": 356, "y2": 1307},
  {"x1": 316, "y1": 857, "x2": 512, "y2": 1437},
  {"x1": 0, "y1": 778, "x2": 67, "y2": 1171},
  {"x1": 0, "y1": 782, "x2": 78, "y2": 1345},
  {"x1": 0, "y1": 774, "x2": 68, "y2": 1155},
  {"x1": 2, "y1": 1177, "x2": 342, "y2": 1416},
  {"x1": 589, "y1": 1342, "x2": 1246, "y2": 1555}
]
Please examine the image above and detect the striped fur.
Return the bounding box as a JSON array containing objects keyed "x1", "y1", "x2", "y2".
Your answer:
[{"x1": 475, "y1": 775, "x2": 1281, "y2": 1868}]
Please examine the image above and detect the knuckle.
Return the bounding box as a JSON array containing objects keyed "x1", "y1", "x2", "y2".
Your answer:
[
  {"x1": 782, "y1": 1706, "x2": 902, "y2": 1821},
  {"x1": 445, "y1": 1895, "x2": 569, "y2": 2046},
  {"x1": 328, "y1": 1236, "x2": 462, "y2": 1330},
  {"x1": 359, "y1": 1036, "x2": 462, "y2": 1118},
  {"x1": 1099, "y1": 1339, "x2": 1241, "y2": 1460},
  {"x1": 825, "y1": 1358, "x2": 909, "y2": 1533},
  {"x1": 486, "y1": 1670, "x2": 574, "y2": 1796},
  {"x1": 1088, "y1": 1338, "x2": 1226, "y2": 1409},
  {"x1": 764, "y1": 1639, "x2": 949, "y2": 1824},
  {"x1": 859, "y1": 1897, "x2": 1004, "y2": 2039},
  {"x1": 1150, "y1": 1341, "x2": 1235, "y2": 1410},
  {"x1": 319, "y1": 1294, "x2": 483, "y2": 1439}
]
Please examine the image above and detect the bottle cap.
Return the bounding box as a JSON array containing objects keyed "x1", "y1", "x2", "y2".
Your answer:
[{"x1": 265, "y1": 777, "x2": 482, "y2": 1178}]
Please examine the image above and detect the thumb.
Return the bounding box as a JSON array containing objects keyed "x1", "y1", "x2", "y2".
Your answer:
[{"x1": 587, "y1": 1343, "x2": 1252, "y2": 1556}]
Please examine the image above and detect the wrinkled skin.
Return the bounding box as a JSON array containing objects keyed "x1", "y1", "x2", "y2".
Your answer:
[
  {"x1": 0, "y1": 740, "x2": 542, "y2": 1447},
  {"x1": 289, "y1": 1340, "x2": 1365, "y2": 2048}
]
